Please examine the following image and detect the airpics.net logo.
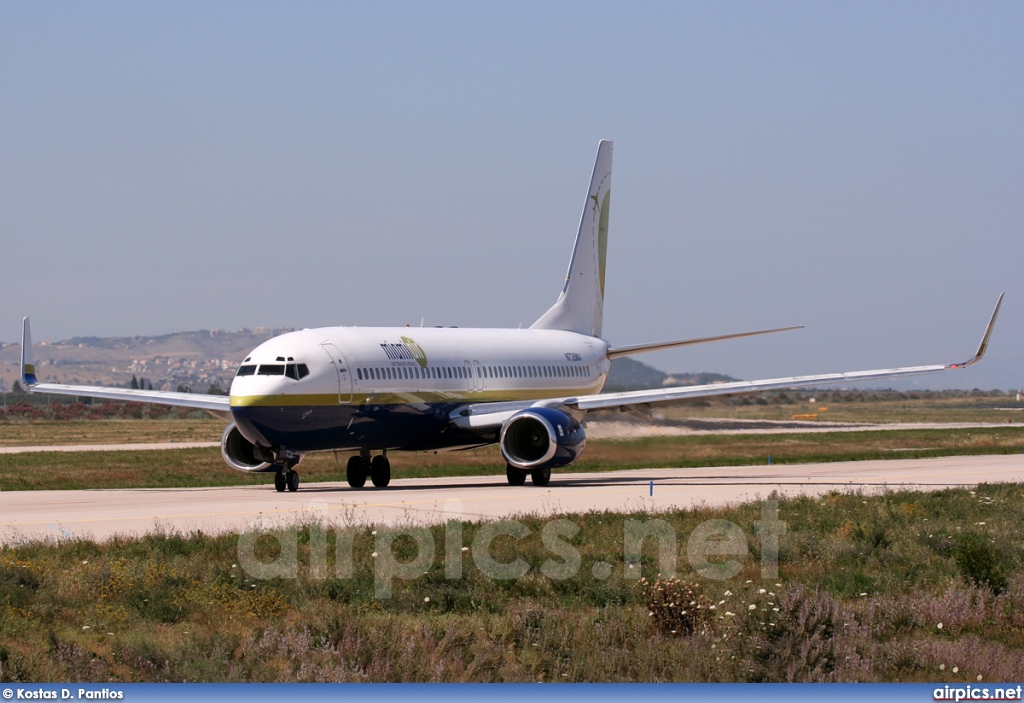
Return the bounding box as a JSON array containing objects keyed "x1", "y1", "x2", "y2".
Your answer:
[{"x1": 379, "y1": 336, "x2": 428, "y2": 368}]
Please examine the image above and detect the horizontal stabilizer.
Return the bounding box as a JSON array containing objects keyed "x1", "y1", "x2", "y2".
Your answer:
[{"x1": 607, "y1": 325, "x2": 803, "y2": 360}]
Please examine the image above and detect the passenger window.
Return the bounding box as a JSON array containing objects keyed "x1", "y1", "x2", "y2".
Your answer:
[{"x1": 236, "y1": 365, "x2": 257, "y2": 377}]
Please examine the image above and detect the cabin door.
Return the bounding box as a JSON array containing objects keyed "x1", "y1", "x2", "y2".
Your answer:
[{"x1": 320, "y1": 343, "x2": 353, "y2": 404}]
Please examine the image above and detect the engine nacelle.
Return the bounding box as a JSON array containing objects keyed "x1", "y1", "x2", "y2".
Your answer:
[
  {"x1": 499, "y1": 407, "x2": 586, "y2": 470},
  {"x1": 221, "y1": 423, "x2": 274, "y2": 473}
]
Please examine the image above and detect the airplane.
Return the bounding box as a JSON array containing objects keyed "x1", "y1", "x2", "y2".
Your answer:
[{"x1": 19, "y1": 140, "x2": 1004, "y2": 492}]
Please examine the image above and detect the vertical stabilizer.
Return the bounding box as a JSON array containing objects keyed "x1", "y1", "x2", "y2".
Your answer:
[
  {"x1": 531, "y1": 140, "x2": 613, "y2": 338},
  {"x1": 21, "y1": 317, "x2": 37, "y2": 386}
]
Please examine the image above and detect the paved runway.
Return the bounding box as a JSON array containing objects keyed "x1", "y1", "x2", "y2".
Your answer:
[{"x1": 1, "y1": 454, "x2": 1020, "y2": 544}]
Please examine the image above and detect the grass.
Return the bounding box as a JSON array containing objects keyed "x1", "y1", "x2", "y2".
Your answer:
[
  {"x1": 1, "y1": 484, "x2": 1023, "y2": 681},
  {"x1": 660, "y1": 390, "x2": 1023, "y2": 425},
  {"x1": 0, "y1": 418, "x2": 224, "y2": 447},
  {"x1": 0, "y1": 427, "x2": 1022, "y2": 491}
]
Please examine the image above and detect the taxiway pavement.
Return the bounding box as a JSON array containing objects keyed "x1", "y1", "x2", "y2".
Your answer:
[{"x1": 1, "y1": 454, "x2": 1020, "y2": 544}]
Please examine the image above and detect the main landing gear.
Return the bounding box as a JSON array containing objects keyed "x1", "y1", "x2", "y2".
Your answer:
[
  {"x1": 346, "y1": 450, "x2": 391, "y2": 488},
  {"x1": 273, "y1": 468, "x2": 300, "y2": 493},
  {"x1": 506, "y1": 464, "x2": 551, "y2": 487}
]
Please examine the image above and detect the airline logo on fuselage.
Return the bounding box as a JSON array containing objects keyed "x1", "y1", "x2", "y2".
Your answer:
[{"x1": 380, "y1": 336, "x2": 428, "y2": 368}]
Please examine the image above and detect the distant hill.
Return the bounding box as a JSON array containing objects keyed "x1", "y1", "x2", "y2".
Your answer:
[
  {"x1": 0, "y1": 328, "x2": 285, "y2": 393},
  {"x1": 605, "y1": 357, "x2": 738, "y2": 391},
  {"x1": 0, "y1": 329, "x2": 735, "y2": 394}
]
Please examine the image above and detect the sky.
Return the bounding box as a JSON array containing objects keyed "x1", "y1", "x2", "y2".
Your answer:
[{"x1": 1, "y1": 2, "x2": 1021, "y2": 390}]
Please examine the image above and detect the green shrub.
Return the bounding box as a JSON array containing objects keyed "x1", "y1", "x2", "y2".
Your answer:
[{"x1": 955, "y1": 532, "x2": 1009, "y2": 594}]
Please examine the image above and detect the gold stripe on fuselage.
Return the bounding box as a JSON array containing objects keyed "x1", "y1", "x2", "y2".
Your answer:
[{"x1": 229, "y1": 386, "x2": 603, "y2": 408}]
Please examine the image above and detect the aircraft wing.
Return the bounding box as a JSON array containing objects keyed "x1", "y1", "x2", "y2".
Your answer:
[
  {"x1": 453, "y1": 294, "x2": 1003, "y2": 429},
  {"x1": 20, "y1": 382, "x2": 231, "y2": 412},
  {"x1": 560, "y1": 293, "x2": 1003, "y2": 414},
  {"x1": 19, "y1": 317, "x2": 232, "y2": 417}
]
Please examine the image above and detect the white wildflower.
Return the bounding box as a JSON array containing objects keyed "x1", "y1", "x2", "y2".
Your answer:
[
  {"x1": 937, "y1": 622, "x2": 943, "y2": 630},
  {"x1": 953, "y1": 667, "x2": 959, "y2": 674},
  {"x1": 424, "y1": 597, "x2": 430, "y2": 603},
  {"x1": 749, "y1": 604, "x2": 757, "y2": 611},
  {"x1": 758, "y1": 588, "x2": 767, "y2": 594}
]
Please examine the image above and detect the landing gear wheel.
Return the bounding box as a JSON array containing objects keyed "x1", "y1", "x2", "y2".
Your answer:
[
  {"x1": 286, "y1": 470, "x2": 300, "y2": 492},
  {"x1": 346, "y1": 455, "x2": 367, "y2": 488},
  {"x1": 274, "y1": 472, "x2": 287, "y2": 492},
  {"x1": 506, "y1": 464, "x2": 527, "y2": 486},
  {"x1": 530, "y1": 466, "x2": 552, "y2": 487},
  {"x1": 370, "y1": 455, "x2": 391, "y2": 487}
]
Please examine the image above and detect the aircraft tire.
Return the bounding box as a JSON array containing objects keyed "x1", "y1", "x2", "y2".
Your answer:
[
  {"x1": 346, "y1": 455, "x2": 367, "y2": 488},
  {"x1": 506, "y1": 464, "x2": 527, "y2": 486},
  {"x1": 274, "y1": 471, "x2": 287, "y2": 492},
  {"x1": 530, "y1": 466, "x2": 551, "y2": 487},
  {"x1": 370, "y1": 455, "x2": 391, "y2": 487},
  {"x1": 286, "y1": 470, "x2": 300, "y2": 492}
]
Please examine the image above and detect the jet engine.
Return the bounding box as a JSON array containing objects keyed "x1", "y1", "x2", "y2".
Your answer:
[
  {"x1": 221, "y1": 423, "x2": 274, "y2": 473},
  {"x1": 499, "y1": 407, "x2": 586, "y2": 470}
]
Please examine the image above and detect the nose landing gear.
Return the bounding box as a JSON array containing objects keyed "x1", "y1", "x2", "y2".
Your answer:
[
  {"x1": 270, "y1": 449, "x2": 301, "y2": 492},
  {"x1": 273, "y1": 468, "x2": 300, "y2": 492}
]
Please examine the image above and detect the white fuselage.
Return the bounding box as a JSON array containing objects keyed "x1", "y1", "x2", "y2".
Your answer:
[{"x1": 228, "y1": 326, "x2": 610, "y2": 453}]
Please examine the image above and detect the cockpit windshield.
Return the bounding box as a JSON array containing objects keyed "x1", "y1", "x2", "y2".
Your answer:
[
  {"x1": 235, "y1": 362, "x2": 309, "y2": 379},
  {"x1": 286, "y1": 363, "x2": 310, "y2": 380}
]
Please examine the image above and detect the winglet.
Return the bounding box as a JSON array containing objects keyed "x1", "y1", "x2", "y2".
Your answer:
[
  {"x1": 21, "y1": 317, "x2": 37, "y2": 386},
  {"x1": 948, "y1": 293, "x2": 1003, "y2": 369}
]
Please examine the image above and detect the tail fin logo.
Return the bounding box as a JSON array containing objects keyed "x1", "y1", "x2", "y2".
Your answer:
[{"x1": 597, "y1": 188, "x2": 610, "y2": 297}]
